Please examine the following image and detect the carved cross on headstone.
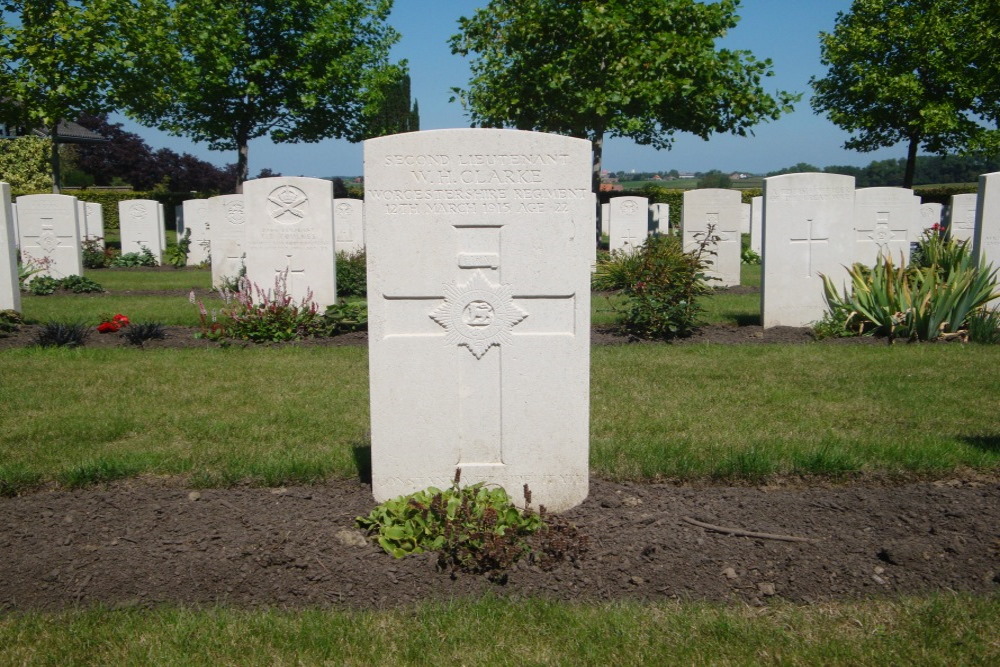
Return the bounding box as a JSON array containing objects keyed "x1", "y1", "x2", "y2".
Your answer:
[
  {"x1": 275, "y1": 253, "x2": 307, "y2": 296},
  {"x1": 858, "y1": 210, "x2": 908, "y2": 257},
  {"x1": 789, "y1": 218, "x2": 828, "y2": 278},
  {"x1": 621, "y1": 227, "x2": 640, "y2": 252}
]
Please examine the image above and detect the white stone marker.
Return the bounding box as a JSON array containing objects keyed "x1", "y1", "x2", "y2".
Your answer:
[
  {"x1": 10, "y1": 202, "x2": 18, "y2": 249},
  {"x1": 333, "y1": 198, "x2": 365, "y2": 254},
  {"x1": 600, "y1": 202, "x2": 610, "y2": 236},
  {"x1": 181, "y1": 199, "x2": 212, "y2": 266},
  {"x1": 84, "y1": 202, "x2": 104, "y2": 247},
  {"x1": 919, "y1": 203, "x2": 943, "y2": 233},
  {"x1": 948, "y1": 193, "x2": 977, "y2": 243},
  {"x1": 682, "y1": 188, "x2": 742, "y2": 287},
  {"x1": 16, "y1": 193, "x2": 82, "y2": 279},
  {"x1": 119, "y1": 199, "x2": 165, "y2": 264},
  {"x1": 243, "y1": 176, "x2": 336, "y2": 308},
  {"x1": 853, "y1": 187, "x2": 919, "y2": 265},
  {"x1": 750, "y1": 196, "x2": 763, "y2": 254},
  {"x1": 973, "y1": 171, "x2": 1000, "y2": 272},
  {"x1": 609, "y1": 196, "x2": 649, "y2": 253},
  {"x1": 740, "y1": 202, "x2": 752, "y2": 234},
  {"x1": 365, "y1": 128, "x2": 591, "y2": 512},
  {"x1": 1, "y1": 183, "x2": 21, "y2": 311},
  {"x1": 762, "y1": 173, "x2": 855, "y2": 328},
  {"x1": 158, "y1": 203, "x2": 167, "y2": 249},
  {"x1": 649, "y1": 202, "x2": 670, "y2": 234},
  {"x1": 207, "y1": 194, "x2": 246, "y2": 287}
]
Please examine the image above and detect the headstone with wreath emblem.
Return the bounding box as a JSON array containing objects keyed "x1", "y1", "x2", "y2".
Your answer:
[
  {"x1": 364, "y1": 128, "x2": 592, "y2": 512},
  {"x1": 682, "y1": 188, "x2": 742, "y2": 287},
  {"x1": 1, "y1": 183, "x2": 21, "y2": 311},
  {"x1": 17, "y1": 193, "x2": 83, "y2": 279},
  {"x1": 609, "y1": 195, "x2": 648, "y2": 254},
  {"x1": 333, "y1": 198, "x2": 365, "y2": 255},
  {"x1": 181, "y1": 199, "x2": 212, "y2": 266},
  {"x1": 243, "y1": 177, "x2": 336, "y2": 308},
  {"x1": 118, "y1": 199, "x2": 165, "y2": 264},
  {"x1": 207, "y1": 194, "x2": 247, "y2": 288}
]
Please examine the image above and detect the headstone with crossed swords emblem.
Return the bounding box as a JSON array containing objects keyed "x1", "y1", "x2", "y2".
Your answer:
[
  {"x1": 118, "y1": 199, "x2": 165, "y2": 264},
  {"x1": 17, "y1": 194, "x2": 83, "y2": 280},
  {"x1": 243, "y1": 177, "x2": 336, "y2": 308},
  {"x1": 762, "y1": 172, "x2": 856, "y2": 328},
  {"x1": 682, "y1": 188, "x2": 743, "y2": 287},
  {"x1": 364, "y1": 129, "x2": 592, "y2": 512}
]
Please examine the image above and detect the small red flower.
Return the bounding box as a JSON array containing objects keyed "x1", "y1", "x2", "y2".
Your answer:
[
  {"x1": 112, "y1": 314, "x2": 130, "y2": 326},
  {"x1": 97, "y1": 321, "x2": 120, "y2": 333}
]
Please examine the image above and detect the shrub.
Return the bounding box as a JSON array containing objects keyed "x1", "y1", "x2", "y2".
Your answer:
[
  {"x1": 0, "y1": 309, "x2": 22, "y2": 337},
  {"x1": 27, "y1": 275, "x2": 60, "y2": 296},
  {"x1": 619, "y1": 233, "x2": 714, "y2": 339},
  {"x1": 34, "y1": 321, "x2": 89, "y2": 348},
  {"x1": 111, "y1": 246, "x2": 158, "y2": 267},
  {"x1": 336, "y1": 249, "x2": 367, "y2": 297},
  {"x1": 741, "y1": 246, "x2": 761, "y2": 265},
  {"x1": 591, "y1": 249, "x2": 644, "y2": 291},
  {"x1": 120, "y1": 321, "x2": 167, "y2": 346},
  {"x1": 81, "y1": 238, "x2": 111, "y2": 269},
  {"x1": 164, "y1": 229, "x2": 191, "y2": 268},
  {"x1": 59, "y1": 275, "x2": 104, "y2": 294},
  {"x1": 322, "y1": 301, "x2": 367, "y2": 335},
  {"x1": 967, "y1": 308, "x2": 1000, "y2": 344}
]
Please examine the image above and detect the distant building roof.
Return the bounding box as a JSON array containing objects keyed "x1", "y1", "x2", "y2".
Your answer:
[{"x1": 31, "y1": 120, "x2": 107, "y2": 144}]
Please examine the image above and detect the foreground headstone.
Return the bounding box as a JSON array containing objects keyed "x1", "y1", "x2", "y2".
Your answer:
[
  {"x1": 948, "y1": 193, "x2": 977, "y2": 243},
  {"x1": 243, "y1": 177, "x2": 336, "y2": 308},
  {"x1": 750, "y1": 196, "x2": 763, "y2": 254},
  {"x1": 609, "y1": 196, "x2": 649, "y2": 253},
  {"x1": 333, "y1": 198, "x2": 365, "y2": 255},
  {"x1": 1, "y1": 183, "x2": 20, "y2": 311},
  {"x1": 16, "y1": 194, "x2": 82, "y2": 279},
  {"x1": 365, "y1": 128, "x2": 591, "y2": 512},
  {"x1": 973, "y1": 171, "x2": 1000, "y2": 272},
  {"x1": 84, "y1": 202, "x2": 104, "y2": 247},
  {"x1": 682, "y1": 188, "x2": 742, "y2": 287},
  {"x1": 853, "y1": 187, "x2": 918, "y2": 265},
  {"x1": 207, "y1": 194, "x2": 246, "y2": 287},
  {"x1": 119, "y1": 199, "x2": 165, "y2": 264},
  {"x1": 181, "y1": 199, "x2": 212, "y2": 266},
  {"x1": 762, "y1": 173, "x2": 855, "y2": 328}
]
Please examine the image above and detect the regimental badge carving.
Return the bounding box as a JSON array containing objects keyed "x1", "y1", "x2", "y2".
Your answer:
[
  {"x1": 622, "y1": 200, "x2": 639, "y2": 214},
  {"x1": 226, "y1": 202, "x2": 246, "y2": 225},
  {"x1": 337, "y1": 203, "x2": 353, "y2": 215},
  {"x1": 129, "y1": 203, "x2": 146, "y2": 220},
  {"x1": 38, "y1": 230, "x2": 59, "y2": 254},
  {"x1": 429, "y1": 269, "x2": 528, "y2": 359},
  {"x1": 267, "y1": 185, "x2": 308, "y2": 223}
]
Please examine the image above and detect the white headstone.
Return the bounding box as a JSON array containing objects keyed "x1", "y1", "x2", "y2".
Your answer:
[
  {"x1": 1, "y1": 183, "x2": 21, "y2": 311},
  {"x1": 682, "y1": 189, "x2": 742, "y2": 287},
  {"x1": 10, "y1": 202, "x2": 18, "y2": 249},
  {"x1": 649, "y1": 202, "x2": 670, "y2": 234},
  {"x1": 609, "y1": 196, "x2": 649, "y2": 253},
  {"x1": 207, "y1": 194, "x2": 246, "y2": 287},
  {"x1": 750, "y1": 196, "x2": 763, "y2": 254},
  {"x1": 948, "y1": 193, "x2": 977, "y2": 243},
  {"x1": 973, "y1": 172, "x2": 1000, "y2": 272},
  {"x1": 600, "y1": 203, "x2": 610, "y2": 236},
  {"x1": 243, "y1": 176, "x2": 336, "y2": 308},
  {"x1": 853, "y1": 187, "x2": 919, "y2": 266},
  {"x1": 333, "y1": 198, "x2": 365, "y2": 255},
  {"x1": 16, "y1": 194, "x2": 82, "y2": 279},
  {"x1": 76, "y1": 200, "x2": 87, "y2": 241},
  {"x1": 181, "y1": 199, "x2": 211, "y2": 266},
  {"x1": 919, "y1": 203, "x2": 943, "y2": 234},
  {"x1": 119, "y1": 199, "x2": 165, "y2": 264},
  {"x1": 84, "y1": 202, "x2": 104, "y2": 248},
  {"x1": 762, "y1": 173, "x2": 855, "y2": 328},
  {"x1": 365, "y1": 128, "x2": 591, "y2": 512},
  {"x1": 740, "y1": 202, "x2": 751, "y2": 234},
  {"x1": 159, "y1": 203, "x2": 167, "y2": 249}
]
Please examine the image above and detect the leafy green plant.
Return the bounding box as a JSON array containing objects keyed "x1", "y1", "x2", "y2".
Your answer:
[
  {"x1": 336, "y1": 249, "x2": 367, "y2": 297},
  {"x1": 912, "y1": 226, "x2": 970, "y2": 276},
  {"x1": 741, "y1": 246, "x2": 761, "y2": 265},
  {"x1": 120, "y1": 321, "x2": 167, "y2": 346},
  {"x1": 17, "y1": 253, "x2": 54, "y2": 288},
  {"x1": 592, "y1": 248, "x2": 644, "y2": 291},
  {"x1": 27, "y1": 275, "x2": 60, "y2": 296},
  {"x1": 34, "y1": 321, "x2": 90, "y2": 348},
  {"x1": 322, "y1": 301, "x2": 367, "y2": 335},
  {"x1": 81, "y1": 238, "x2": 114, "y2": 269},
  {"x1": 357, "y1": 470, "x2": 569, "y2": 581},
  {"x1": 967, "y1": 308, "x2": 1000, "y2": 344},
  {"x1": 164, "y1": 229, "x2": 191, "y2": 268},
  {"x1": 0, "y1": 309, "x2": 22, "y2": 337},
  {"x1": 619, "y1": 232, "x2": 714, "y2": 339},
  {"x1": 111, "y1": 246, "x2": 158, "y2": 268},
  {"x1": 59, "y1": 275, "x2": 105, "y2": 294}
]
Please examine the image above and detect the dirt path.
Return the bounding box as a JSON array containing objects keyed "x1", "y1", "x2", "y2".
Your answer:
[{"x1": 2, "y1": 476, "x2": 997, "y2": 611}]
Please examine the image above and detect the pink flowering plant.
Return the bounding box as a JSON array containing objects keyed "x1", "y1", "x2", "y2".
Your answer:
[{"x1": 190, "y1": 269, "x2": 322, "y2": 343}]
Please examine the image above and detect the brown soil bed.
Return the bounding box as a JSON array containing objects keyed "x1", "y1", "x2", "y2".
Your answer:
[{"x1": 2, "y1": 475, "x2": 997, "y2": 612}]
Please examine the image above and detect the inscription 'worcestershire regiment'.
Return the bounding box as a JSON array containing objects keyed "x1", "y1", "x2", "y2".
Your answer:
[{"x1": 365, "y1": 129, "x2": 592, "y2": 513}]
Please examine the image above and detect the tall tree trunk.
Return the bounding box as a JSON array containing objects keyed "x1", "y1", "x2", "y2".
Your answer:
[
  {"x1": 903, "y1": 135, "x2": 919, "y2": 188},
  {"x1": 235, "y1": 139, "x2": 249, "y2": 194},
  {"x1": 591, "y1": 129, "x2": 604, "y2": 245},
  {"x1": 50, "y1": 123, "x2": 61, "y2": 194}
]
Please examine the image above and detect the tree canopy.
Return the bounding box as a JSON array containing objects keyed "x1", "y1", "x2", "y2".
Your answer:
[
  {"x1": 449, "y1": 0, "x2": 798, "y2": 192},
  {"x1": 114, "y1": 0, "x2": 406, "y2": 190},
  {"x1": 810, "y1": 0, "x2": 1000, "y2": 187}
]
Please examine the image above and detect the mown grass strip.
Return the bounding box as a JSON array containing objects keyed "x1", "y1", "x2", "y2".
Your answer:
[{"x1": 0, "y1": 595, "x2": 996, "y2": 665}]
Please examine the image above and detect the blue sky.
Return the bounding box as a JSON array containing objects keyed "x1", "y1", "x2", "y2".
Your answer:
[{"x1": 115, "y1": 0, "x2": 908, "y2": 178}]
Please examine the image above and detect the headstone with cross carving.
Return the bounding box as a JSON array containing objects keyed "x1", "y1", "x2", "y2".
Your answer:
[
  {"x1": 207, "y1": 194, "x2": 246, "y2": 288},
  {"x1": 682, "y1": 188, "x2": 742, "y2": 287},
  {"x1": 1, "y1": 183, "x2": 20, "y2": 311},
  {"x1": 243, "y1": 177, "x2": 336, "y2": 308},
  {"x1": 649, "y1": 203, "x2": 669, "y2": 234},
  {"x1": 364, "y1": 129, "x2": 592, "y2": 512},
  {"x1": 609, "y1": 196, "x2": 649, "y2": 254},
  {"x1": 17, "y1": 194, "x2": 82, "y2": 280},
  {"x1": 750, "y1": 196, "x2": 763, "y2": 254},
  {"x1": 333, "y1": 198, "x2": 365, "y2": 255},
  {"x1": 948, "y1": 193, "x2": 977, "y2": 244},
  {"x1": 118, "y1": 199, "x2": 165, "y2": 264},
  {"x1": 762, "y1": 172, "x2": 855, "y2": 328},
  {"x1": 853, "y1": 187, "x2": 919, "y2": 266},
  {"x1": 83, "y1": 202, "x2": 104, "y2": 248},
  {"x1": 181, "y1": 199, "x2": 212, "y2": 266},
  {"x1": 973, "y1": 172, "x2": 1000, "y2": 283}
]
